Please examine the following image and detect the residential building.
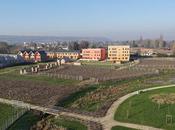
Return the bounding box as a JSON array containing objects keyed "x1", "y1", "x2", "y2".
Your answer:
[
  {"x1": 47, "y1": 52, "x2": 55, "y2": 59},
  {"x1": 47, "y1": 50, "x2": 80, "y2": 60},
  {"x1": 130, "y1": 47, "x2": 154, "y2": 56},
  {"x1": 29, "y1": 51, "x2": 35, "y2": 60},
  {"x1": 140, "y1": 48, "x2": 154, "y2": 56},
  {"x1": 18, "y1": 50, "x2": 47, "y2": 62},
  {"x1": 155, "y1": 48, "x2": 173, "y2": 56},
  {"x1": 108, "y1": 45, "x2": 130, "y2": 63},
  {"x1": 82, "y1": 48, "x2": 106, "y2": 61},
  {"x1": 35, "y1": 51, "x2": 47, "y2": 62}
]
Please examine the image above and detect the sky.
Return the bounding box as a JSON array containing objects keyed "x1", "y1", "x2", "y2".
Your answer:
[{"x1": 0, "y1": 0, "x2": 175, "y2": 40}]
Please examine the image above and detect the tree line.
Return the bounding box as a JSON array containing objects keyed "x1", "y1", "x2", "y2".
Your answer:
[{"x1": 0, "y1": 42, "x2": 22, "y2": 54}]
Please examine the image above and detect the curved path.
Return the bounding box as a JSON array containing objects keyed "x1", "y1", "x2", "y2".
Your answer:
[
  {"x1": 101, "y1": 84, "x2": 175, "y2": 130},
  {"x1": 61, "y1": 84, "x2": 175, "y2": 130},
  {"x1": 0, "y1": 84, "x2": 175, "y2": 130}
]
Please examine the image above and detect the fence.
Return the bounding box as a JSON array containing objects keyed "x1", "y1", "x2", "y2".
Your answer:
[
  {"x1": 0, "y1": 106, "x2": 28, "y2": 130},
  {"x1": 37, "y1": 72, "x2": 84, "y2": 81}
]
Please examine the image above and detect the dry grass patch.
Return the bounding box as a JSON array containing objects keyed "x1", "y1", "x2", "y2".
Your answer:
[{"x1": 150, "y1": 93, "x2": 175, "y2": 105}]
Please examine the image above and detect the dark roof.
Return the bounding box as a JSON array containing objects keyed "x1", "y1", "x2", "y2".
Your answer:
[
  {"x1": 19, "y1": 50, "x2": 46, "y2": 55},
  {"x1": 19, "y1": 49, "x2": 33, "y2": 53},
  {"x1": 47, "y1": 49, "x2": 80, "y2": 53},
  {"x1": 36, "y1": 50, "x2": 46, "y2": 55}
]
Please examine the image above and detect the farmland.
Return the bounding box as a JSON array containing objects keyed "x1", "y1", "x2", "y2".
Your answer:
[
  {"x1": 1, "y1": 58, "x2": 175, "y2": 129},
  {"x1": 1, "y1": 58, "x2": 175, "y2": 114},
  {"x1": 42, "y1": 64, "x2": 158, "y2": 82},
  {"x1": 57, "y1": 58, "x2": 175, "y2": 116},
  {"x1": 0, "y1": 65, "x2": 83, "y2": 107},
  {"x1": 136, "y1": 58, "x2": 175, "y2": 70},
  {"x1": 0, "y1": 78, "x2": 84, "y2": 107}
]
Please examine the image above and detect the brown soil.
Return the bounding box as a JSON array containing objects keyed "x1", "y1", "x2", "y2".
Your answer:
[
  {"x1": 0, "y1": 78, "x2": 82, "y2": 107},
  {"x1": 150, "y1": 93, "x2": 175, "y2": 104}
]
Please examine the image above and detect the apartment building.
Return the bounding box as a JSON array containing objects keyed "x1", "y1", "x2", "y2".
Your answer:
[
  {"x1": 82, "y1": 48, "x2": 106, "y2": 61},
  {"x1": 47, "y1": 50, "x2": 80, "y2": 60},
  {"x1": 108, "y1": 45, "x2": 130, "y2": 63}
]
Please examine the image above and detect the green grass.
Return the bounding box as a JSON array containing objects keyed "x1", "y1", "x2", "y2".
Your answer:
[
  {"x1": 51, "y1": 117, "x2": 87, "y2": 130},
  {"x1": 80, "y1": 60, "x2": 120, "y2": 68},
  {"x1": 59, "y1": 71, "x2": 175, "y2": 112},
  {"x1": 58, "y1": 86, "x2": 98, "y2": 107},
  {"x1": 111, "y1": 126, "x2": 137, "y2": 130},
  {"x1": 8, "y1": 111, "x2": 41, "y2": 130},
  {"x1": 115, "y1": 86, "x2": 175, "y2": 130},
  {"x1": 0, "y1": 73, "x2": 79, "y2": 86},
  {"x1": 0, "y1": 103, "x2": 22, "y2": 127},
  {"x1": 0, "y1": 65, "x2": 79, "y2": 86}
]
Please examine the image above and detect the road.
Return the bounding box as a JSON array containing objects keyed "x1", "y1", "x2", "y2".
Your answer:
[{"x1": 0, "y1": 84, "x2": 175, "y2": 130}]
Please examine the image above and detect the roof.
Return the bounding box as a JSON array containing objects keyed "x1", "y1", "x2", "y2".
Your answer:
[
  {"x1": 47, "y1": 49, "x2": 80, "y2": 53},
  {"x1": 19, "y1": 50, "x2": 46, "y2": 55},
  {"x1": 36, "y1": 50, "x2": 46, "y2": 55},
  {"x1": 82, "y1": 48, "x2": 105, "y2": 50},
  {"x1": 108, "y1": 45, "x2": 130, "y2": 47}
]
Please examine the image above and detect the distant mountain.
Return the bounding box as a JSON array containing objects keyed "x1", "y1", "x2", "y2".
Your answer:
[{"x1": 0, "y1": 35, "x2": 111, "y2": 44}]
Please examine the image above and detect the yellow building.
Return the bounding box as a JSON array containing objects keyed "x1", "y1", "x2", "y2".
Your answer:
[
  {"x1": 108, "y1": 45, "x2": 130, "y2": 63},
  {"x1": 47, "y1": 51, "x2": 80, "y2": 60}
]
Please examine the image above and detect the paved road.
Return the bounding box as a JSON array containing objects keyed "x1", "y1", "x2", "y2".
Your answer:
[{"x1": 0, "y1": 84, "x2": 175, "y2": 130}]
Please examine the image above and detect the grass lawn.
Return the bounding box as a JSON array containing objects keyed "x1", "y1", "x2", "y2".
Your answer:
[
  {"x1": 8, "y1": 111, "x2": 41, "y2": 130},
  {"x1": 80, "y1": 60, "x2": 120, "y2": 68},
  {"x1": 111, "y1": 126, "x2": 137, "y2": 130},
  {"x1": 0, "y1": 73, "x2": 79, "y2": 86},
  {"x1": 0, "y1": 103, "x2": 22, "y2": 127},
  {"x1": 0, "y1": 65, "x2": 79, "y2": 86},
  {"x1": 51, "y1": 117, "x2": 87, "y2": 130},
  {"x1": 115, "y1": 86, "x2": 175, "y2": 130}
]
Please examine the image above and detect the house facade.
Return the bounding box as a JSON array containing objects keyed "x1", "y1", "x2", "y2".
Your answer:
[
  {"x1": 47, "y1": 50, "x2": 80, "y2": 60},
  {"x1": 140, "y1": 48, "x2": 154, "y2": 56},
  {"x1": 108, "y1": 45, "x2": 130, "y2": 63},
  {"x1": 18, "y1": 50, "x2": 47, "y2": 62},
  {"x1": 82, "y1": 48, "x2": 106, "y2": 61}
]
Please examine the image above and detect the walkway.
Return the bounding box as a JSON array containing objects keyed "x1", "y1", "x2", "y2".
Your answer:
[
  {"x1": 100, "y1": 84, "x2": 175, "y2": 130},
  {"x1": 0, "y1": 84, "x2": 175, "y2": 130}
]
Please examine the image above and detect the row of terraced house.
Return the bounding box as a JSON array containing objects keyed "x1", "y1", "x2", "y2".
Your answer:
[
  {"x1": 47, "y1": 45, "x2": 130, "y2": 63},
  {"x1": 18, "y1": 50, "x2": 47, "y2": 62},
  {"x1": 18, "y1": 45, "x2": 130, "y2": 63}
]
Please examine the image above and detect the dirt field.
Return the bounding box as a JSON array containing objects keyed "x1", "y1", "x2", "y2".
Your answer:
[
  {"x1": 0, "y1": 78, "x2": 83, "y2": 107},
  {"x1": 43, "y1": 65, "x2": 157, "y2": 82},
  {"x1": 137, "y1": 58, "x2": 175, "y2": 70}
]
